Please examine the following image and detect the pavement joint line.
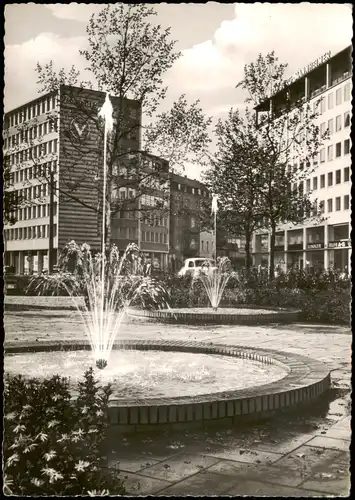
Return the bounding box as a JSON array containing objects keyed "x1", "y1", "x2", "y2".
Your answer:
[
  {"x1": 269, "y1": 435, "x2": 320, "y2": 463},
  {"x1": 132, "y1": 457, "x2": 226, "y2": 493}
]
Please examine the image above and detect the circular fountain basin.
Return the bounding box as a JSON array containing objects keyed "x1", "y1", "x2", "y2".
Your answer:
[
  {"x1": 5, "y1": 349, "x2": 288, "y2": 399},
  {"x1": 4, "y1": 340, "x2": 330, "y2": 433},
  {"x1": 131, "y1": 306, "x2": 301, "y2": 324}
]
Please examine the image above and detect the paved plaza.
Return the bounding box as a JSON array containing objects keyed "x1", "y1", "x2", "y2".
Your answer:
[{"x1": 4, "y1": 309, "x2": 351, "y2": 496}]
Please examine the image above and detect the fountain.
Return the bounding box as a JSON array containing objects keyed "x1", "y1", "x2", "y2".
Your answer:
[
  {"x1": 197, "y1": 257, "x2": 231, "y2": 311},
  {"x1": 4, "y1": 94, "x2": 331, "y2": 432}
]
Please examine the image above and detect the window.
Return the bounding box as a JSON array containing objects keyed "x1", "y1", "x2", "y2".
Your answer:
[
  {"x1": 328, "y1": 93, "x2": 333, "y2": 109},
  {"x1": 335, "y1": 115, "x2": 342, "y2": 132},
  {"x1": 328, "y1": 172, "x2": 333, "y2": 187},
  {"x1": 327, "y1": 199, "x2": 333, "y2": 212},
  {"x1": 320, "y1": 98, "x2": 326, "y2": 114},
  {"x1": 320, "y1": 122, "x2": 326, "y2": 136},
  {"x1": 344, "y1": 139, "x2": 350, "y2": 155},
  {"x1": 320, "y1": 148, "x2": 325, "y2": 163},
  {"x1": 344, "y1": 195, "x2": 349, "y2": 210},
  {"x1": 320, "y1": 174, "x2": 325, "y2": 188},
  {"x1": 319, "y1": 200, "x2": 325, "y2": 214},
  {"x1": 335, "y1": 197, "x2": 341, "y2": 211},
  {"x1": 335, "y1": 142, "x2": 341, "y2": 157},
  {"x1": 164, "y1": 233, "x2": 167, "y2": 244},
  {"x1": 344, "y1": 111, "x2": 350, "y2": 128},
  {"x1": 327, "y1": 145, "x2": 333, "y2": 161},
  {"x1": 336, "y1": 88, "x2": 342, "y2": 106},
  {"x1": 306, "y1": 179, "x2": 311, "y2": 192},
  {"x1": 344, "y1": 167, "x2": 350, "y2": 182},
  {"x1": 313, "y1": 177, "x2": 318, "y2": 190},
  {"x1": 335, "y1": 169, "x2": 341, "y2": 184},
  {"x1": 344, "y1": 83, "x2": 351, "y2": 101}
]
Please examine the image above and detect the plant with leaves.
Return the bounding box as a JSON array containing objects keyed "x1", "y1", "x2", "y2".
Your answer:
[
  {"x1": 204, "y1": 108, "x2": 267, "y2": 269},
  {"x1": 3, "y1": 369, "x2": 125, "y2": 496},
  {"x1": 4, "y1": 4, "x2": 211, "y2": 245},
  {"x1": 235, "y1": 51, "x2": 328, "y2": 278}
]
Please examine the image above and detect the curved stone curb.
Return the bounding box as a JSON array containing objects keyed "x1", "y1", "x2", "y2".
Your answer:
[
  {"x1": 5, "y1": 339, "x2": 330, "y2": 433},
  {"x1": 131, "y1": 307, "x2": 301, "y2": 325}
]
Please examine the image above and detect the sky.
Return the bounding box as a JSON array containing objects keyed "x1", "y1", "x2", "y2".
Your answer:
[{"x1": 4, "y1": 3, "x2": 352, "y2": 179}]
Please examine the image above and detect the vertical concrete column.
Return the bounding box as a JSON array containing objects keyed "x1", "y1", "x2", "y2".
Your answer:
[
  {"x1": 19, "y1": 251, "x2": 25, "y2": 275},
  {"x1": 28, "y1": 254, "x2": 34, "y2": 274},
  {"x1": 324, "y1": 224, "x2": 329, "y2": 270},
  {"x1": 302, "y1": 227, "x2": 307, "y2": 270},
  {"x1": 305, "y1": 77, "x2": 309, "y2": 100},
  {"x1": 326, "y1": 63, "x2": 331, "y2": 89},
  {"x1": 38, "y1": 251, "x2": 44, "y2": 274}
]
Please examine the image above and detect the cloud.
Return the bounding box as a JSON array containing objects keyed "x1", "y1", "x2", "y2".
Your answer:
[
  {"x1": 44, "y1": 4, "x2": 103, "y2": 22},
  {"x1": 4, "y1": 32, "x2": 89, "y2": 110},
  {"x1": 165, "y1": 3, "x2": 352, "y2": 97}
]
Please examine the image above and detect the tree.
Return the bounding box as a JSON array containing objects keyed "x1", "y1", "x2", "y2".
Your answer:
[
  {"x1": 235, "y1": 51, "x2": 328, "y2": 278},
  {"x1": 3, "y1": 158, "x2": 23, "y2": 225},
  {"x1": 27, "y1": 4, "x2": 212, "y2": 247},
  {"x1": 203, "y1": 108, "x2": 266, "y2": 269}
]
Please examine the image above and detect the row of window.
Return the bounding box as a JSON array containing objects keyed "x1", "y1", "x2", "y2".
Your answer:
[
  {"x1": 5, "y1": 224, "x2": 57, "y2": 241},
  {"x1": 6, "y1": 140, "x2": 59, "y2": 166},
  {"x1": 305, "y1": 166, "x2": 350, "y2": 192},
  {"x1": 6, "y1": 95, "x2": 57, "y2": 128},
  {"x1": 314, "y1": 82, "x2": 351, "y2": 114},
  {"x1": 320, "y1": 195, "x2": 350, "y2": 214},
  {"x1": 320, "y1": 111, "x2": 350, "y2": 137},
  {"x1": 176, "y1": 183, "x2": 208, "y2": 197},
  {"x1": 141, "y1": 231, "x2": 168, "y2": 244},
  {"x1": 316, "y1": 139, "x2": 350, "y2": 164},
  {"x1": 12, "y1": 203, "x2": 58, "y2": 222},
  {"x1": 9, "y1": 162, "x2": 58, "y2": 185},
  {"x1": 201, "y1": 240, "x2": 214, "y2": 252},
  {"x1": 4, "y1": 119, "x2": 58, "y2": 150},
  {"x1": 12, "y1": 182, "x2": 57, "y2": 203}
]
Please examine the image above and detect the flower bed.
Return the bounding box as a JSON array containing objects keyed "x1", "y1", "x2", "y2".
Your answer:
[{"x1": 3, "y1": 368, "x2": 126, "y2": 496}]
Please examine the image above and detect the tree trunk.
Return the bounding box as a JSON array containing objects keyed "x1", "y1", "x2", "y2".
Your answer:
[
  {"x1": 244, "y1": 230, "x2": 252, "y2": 271},
  {"x1": 269, "y1": 222, "x2": 276, "y2": 280}
]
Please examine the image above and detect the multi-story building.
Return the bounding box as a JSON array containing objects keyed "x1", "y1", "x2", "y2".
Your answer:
[
  {"x1": 169, "y1": 173, "x2": 209, "y2": 270},
  {"x1": 3, "y1": 85, "x2": 169, "y2": 273},
  {"x1": 252, "y1": 45, "x2": 351, "y2": 273}
]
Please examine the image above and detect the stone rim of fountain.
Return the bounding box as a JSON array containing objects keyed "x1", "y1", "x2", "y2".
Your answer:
[
  {"x1": 5, "y1": 339, "x2": 330, "y2": 432},
  {"x1": 129, "y1": 306, "x2": 302, "y2": 324}
]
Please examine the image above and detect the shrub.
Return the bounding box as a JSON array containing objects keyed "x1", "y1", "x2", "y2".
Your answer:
[{"x1": 3, "y1": 368, "x2": 125, "y2": 496}]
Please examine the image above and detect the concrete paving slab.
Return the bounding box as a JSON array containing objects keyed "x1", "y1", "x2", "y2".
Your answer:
[
  {"x1": 305, "y1": 435, "x2": 350, "y2": 452},
  {"x1": 225, "y1": 479, "x2": 329, "y2": 496},
  {"x1": 251, "y1": 432, "x2": 315, "y2": 454},
  {"x1": 204, "y1": 447, "x2": 284, "y2": 464},
  {"x1": 135, "y1": 453, "x2": 220, "y2": 482},
  {"x1": 119, "y1": 471, "x2": 172, "y2": 495},
  {"x1": 206, "y1": 459, "x2": 305, "y2": 488},
  {"x1": 274, "y1": 445, "x2": 345, "y2": 478},
  {"x1": 156, "y1": 469, "x2": 238, "y2": 495},
  {"x1": 109, "y1": 456, "x2": 161, "y2": 473}
]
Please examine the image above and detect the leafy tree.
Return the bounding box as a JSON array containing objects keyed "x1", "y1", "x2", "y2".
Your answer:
[
  {"x1": 235, "y1": 51, "x2": 328, "y2": 278},
  {"x1": 13, "y1": 4, "x2": 211, "y2": 246},
  {"x1": 3, "y1": 157, "x2": 23, "y2": 225},
  {"x1": 203, "y1": 108, "x2": 266, "y2": 269}
]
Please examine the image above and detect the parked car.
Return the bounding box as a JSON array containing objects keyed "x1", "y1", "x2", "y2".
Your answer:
[{"x1": 177, "y1": 258, "x2": 216, "y2": 277}]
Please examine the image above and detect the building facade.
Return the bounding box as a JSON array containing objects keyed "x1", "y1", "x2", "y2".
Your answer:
[
  {"x1": 3, "y1": 86, "x2": 169, "y2": 273},
  {"x1": 169, "y1": 173, "x2": 211, "y2": 270},
  {"x1": 252, "y1": 46, "x2": 351, "y2": 273}
]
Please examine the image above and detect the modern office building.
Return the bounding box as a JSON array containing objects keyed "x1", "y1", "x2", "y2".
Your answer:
[
  {"x1": 252, "y1": 45, "x2": 351, "y2": 273},
  {"x1": 3, "y1": 85, "x2": 169, "y2": 273}
]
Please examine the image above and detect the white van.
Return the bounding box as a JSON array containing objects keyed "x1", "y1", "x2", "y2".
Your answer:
[{"x1": 177, "y1": 258, "x2": 216, "y2": 277}]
